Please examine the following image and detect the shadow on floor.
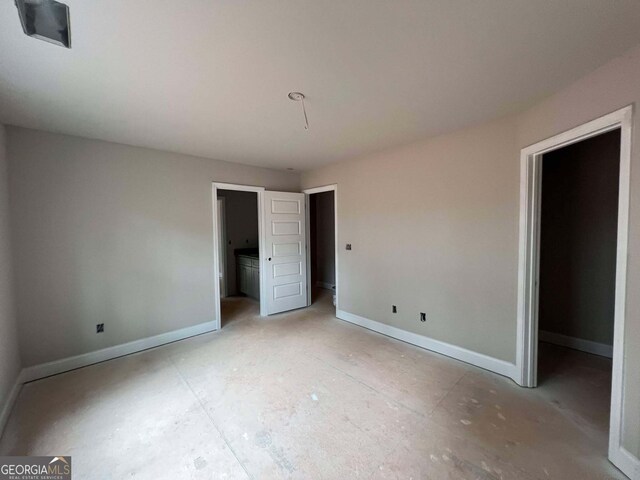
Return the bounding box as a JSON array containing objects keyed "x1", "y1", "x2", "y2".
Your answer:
[
  {"x1": 537, "y1": 341, "x2": 612, "y2": 435},
  {"x1": 221, "y1": 296, "x2": 259, "y2": 327},
  {"x1": 310, "y1": 286, "x2": 335, "y2": 315}
]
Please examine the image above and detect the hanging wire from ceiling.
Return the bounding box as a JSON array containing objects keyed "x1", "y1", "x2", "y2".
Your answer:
[{"x1": 288, "y1": 92, "x2": 309, "y2": 130}]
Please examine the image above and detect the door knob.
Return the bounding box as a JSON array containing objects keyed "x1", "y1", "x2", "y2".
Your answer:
[{"x1": 268, "y1": 257, "x2": 272, "y2": 261}]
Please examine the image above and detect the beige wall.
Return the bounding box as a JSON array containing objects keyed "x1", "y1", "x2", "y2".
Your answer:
[
  {"x1": 303, "y1": 116, "x2": 520, "y2": 362},
  {"x1": 0, "y1": 125, "x2": 21, "y2": 417},
  {"x1": 7, "y1": 127, "x2": 299, "y2": 367},
  {"x1": 303, "y1": 43, "x2": 640, "y2": 458}
]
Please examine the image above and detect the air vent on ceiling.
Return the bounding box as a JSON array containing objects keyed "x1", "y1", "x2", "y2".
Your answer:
[{"x1": 15, "y1": 0, "x2": 71, "y2": 48}]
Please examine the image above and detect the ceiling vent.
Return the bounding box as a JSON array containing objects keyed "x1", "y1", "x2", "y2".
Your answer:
[{"x1": 15, "y1": 0, "x2": 71, "y2": 48}]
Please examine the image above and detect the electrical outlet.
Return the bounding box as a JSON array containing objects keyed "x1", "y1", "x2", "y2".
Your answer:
[
  {"x1": 392, "y1": 305, "x2": 397, "y2": 313},
  {"x1": 420, "y1": 313, "x2": 426, "y2": 322},
  {"x1": 96, "y1": 323, "x2": 104, "y2": 333},
  {"x1": 346, "y1": 244, "x2": 352, "y2": 250}
]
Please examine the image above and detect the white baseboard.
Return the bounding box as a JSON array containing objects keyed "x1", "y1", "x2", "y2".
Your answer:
[
  {"x1": 20, "y1": 320, "x2": 217, "y2": 383},
  {"x1": 610, "y1": 445, "x2": 640, "y2": 480},
  {"x1": 539, "y1": 330, "x2": 613, "y2": 358},
  {"x1": 0, "y1": 376, "x2": 23, "y2": 437},
  {"x1": 315, "y1": 281, "x2": 335, "y2": 290},
  {"x1": 336, "y1": 309, "x2": 518, "y2": 382}
]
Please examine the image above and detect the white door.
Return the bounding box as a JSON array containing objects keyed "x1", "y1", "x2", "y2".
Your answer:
[{"x1": 263, "y1": 191, "x2": 307, "y2": 314}]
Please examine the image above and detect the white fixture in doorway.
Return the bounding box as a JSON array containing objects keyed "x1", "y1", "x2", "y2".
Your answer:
[
  {"x1": 303, "y1": 184, "x2": 338, "y2": 309},
  {"x1": 515, "y1": 106, "x2": 633, "y2": 477}
]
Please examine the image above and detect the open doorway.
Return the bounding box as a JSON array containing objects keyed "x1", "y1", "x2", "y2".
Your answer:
[
  {"x1": 305, "y1": 185, "x2": 337, "y2": 315},
  {"x1": 516, "y1": 106, "x2": 632, "y2": 474},
  {"x1": 212, "y1": 183, "x2": 264, "y2": 328},
  {"x1": 537, "y1": 128, "x2": 620, "y2": 445},
  {"x1": 213, "y1": 184, "x2": 313, "y2": 322}
]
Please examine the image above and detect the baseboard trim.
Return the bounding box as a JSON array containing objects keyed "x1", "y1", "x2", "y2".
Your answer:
[
  {"x1": 610, "y1": 445, "x2": 640, "y2": 480},
  {"x1": 336, "y1": 309, "x2": 518, "y2": 382},
  {"x1": 315, "y1": 281, "x2": 335, "y2": 290},
  {"x1": 539, "y1": 330, "x2": 613, "y2": 358},
  {"x1": 0, "y1": 376, "x2": 23, "y2": 437},
  {"x1": 20, "y1": 321, "x2": 217, "y2": 383}
]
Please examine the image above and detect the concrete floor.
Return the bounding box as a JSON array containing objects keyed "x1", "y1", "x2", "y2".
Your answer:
[{"x1": 0, "y1": 290, "x2": 623, "y2": 479}]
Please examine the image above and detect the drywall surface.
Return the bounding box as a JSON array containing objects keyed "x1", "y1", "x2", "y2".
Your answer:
[
  {"x1": 304, "y1": 42, "x2": 640, "y2": 460},
  {"x1": 310, "y1": 191, "x2": 335, "y2": 287},
  {"x1": 539, "y1": 130, "x2": 620, "y2": 346},
  {"x1": 0, "y1": 125, "x2": 21, "y2": 415},
  {"x1": 303, "y1": 116, "x2": 520, "y2": 362},
  {"x1": 7, "y1": 127, "x2": 299, "y2": 367},
  {"x1": 217, "y1": 190, "x2": 258, "y2": 296}
]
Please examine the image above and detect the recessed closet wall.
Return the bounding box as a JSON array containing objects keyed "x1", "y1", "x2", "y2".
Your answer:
[
  {"x1": 310, "y1": 191, "x2": 335, "y2": 290},
  {"x1": 538, "y1": 130, "x2": 620, "y2": 349}
]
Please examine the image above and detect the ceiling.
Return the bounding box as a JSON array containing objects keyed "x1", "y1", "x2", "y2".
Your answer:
[{"x1": 1, "y1": 1, "x2": 640, "y2": 171}]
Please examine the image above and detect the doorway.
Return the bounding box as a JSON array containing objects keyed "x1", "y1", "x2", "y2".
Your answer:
[
  {"x1": 212, "y1": 183, "x2": 266, "y2": 329},
  {"x1": 537, "y1": 128, "x2": 620, "y2": 456},
  {"x1": 213, "y1": 184, "x2": 313, "y2": 324},
  {"x1": 516, "y1": 106, "x2": 632, "y2": 473},
  {"x1": 538, "y1": 130, "x2": 619, "y2": 361},
  {"x1": 304, "y1": 185, "x2": 338, "y2": 314},
  {"x1": 217, "y1": 188, "x2": 260, "y2": 325}
]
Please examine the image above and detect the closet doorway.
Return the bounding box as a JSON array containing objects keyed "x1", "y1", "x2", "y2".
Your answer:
[
  {"x1": 304, "y1": 185, "x2": 338, "y2": 314},
  {"x1": 516, "y1": 106, "x2": 632, "y2": 471}
]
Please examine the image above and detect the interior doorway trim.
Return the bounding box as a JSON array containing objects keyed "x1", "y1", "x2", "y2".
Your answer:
[
  {"x1": 303, "y1": 184, "x2": 338, "y2": 309},
  {"x1": 212, "y1": 182, "x2": 266, "y2": 330},
  {"x1": 216, "y1": 197, "x2": 227, "y2": 299},
  {"x1": 515, "y1": 105, "x2": 633, "y2": 471}
]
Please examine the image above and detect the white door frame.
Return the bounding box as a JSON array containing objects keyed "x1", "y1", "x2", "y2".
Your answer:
[
  {"x1": 515, "y1": 105, "x2": 633, "y2": 470},
  {"x1": 212, "y1": 182, "x2": 267, "y2": 330},
  {"x1": 303, "y1": 184, "x2": 338, "y2": 309},
  {"x1": 216, "y1": 197, "x2": 227, "y2": 298}
]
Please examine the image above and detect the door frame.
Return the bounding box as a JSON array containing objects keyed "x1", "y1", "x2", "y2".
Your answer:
[
  {"x1": 212, "y1": 182, "x2": 267, "y2": 331},
  {"x1": 216, "y1": 197, "x2": 227, "y2": 298},
  {"x1": 303, "y1": 184, "x2": 338, "y2": 309},
  {"x1": 515, "y1": 105, "x2": 633, "y2": 469}
]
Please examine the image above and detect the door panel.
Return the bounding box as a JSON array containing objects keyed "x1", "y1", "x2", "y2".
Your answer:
[
  {"x1": 263, "y1": 191, "x2": 307, "y2": 314},
  {"x1": 272, "y1": 221, "x2": 301, "y2": 235},
  {"x1": 273, "y1": 262, "x2": 302, "y2": 277},
  {"x1": 273, "y1": 242, "x2": 301, "y2": 257}
]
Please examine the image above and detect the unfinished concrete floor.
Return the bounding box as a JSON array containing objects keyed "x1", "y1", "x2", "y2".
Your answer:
[{"x1": 0, "y1": 291, "x2": 623, "y2": 479}]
